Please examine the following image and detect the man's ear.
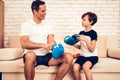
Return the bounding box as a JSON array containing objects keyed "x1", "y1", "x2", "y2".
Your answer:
[{"x1": 33, "y1": 10, "x2": 37, "y2": 14}]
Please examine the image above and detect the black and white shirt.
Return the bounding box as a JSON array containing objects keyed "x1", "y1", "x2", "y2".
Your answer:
[{"x1": 79, "y1": 30, "x2": 98, "y2": 57}]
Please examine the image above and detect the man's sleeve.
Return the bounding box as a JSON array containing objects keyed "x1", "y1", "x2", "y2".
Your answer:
[{"x1": 20, "y1": 23, "x2": 29, "y2": 36}]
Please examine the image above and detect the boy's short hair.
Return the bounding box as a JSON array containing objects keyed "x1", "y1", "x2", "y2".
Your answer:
[
  {"x1": 82, "y1": 12, "x2": 97, "y2": 26},
  {"x1": 31, "y1": 0, "x2": 45, "y2": 14}
]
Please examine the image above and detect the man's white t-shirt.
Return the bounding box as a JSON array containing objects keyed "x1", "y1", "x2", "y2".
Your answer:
[{"x1": 20, "y1": 19, "x2": 54, "y2": 56}]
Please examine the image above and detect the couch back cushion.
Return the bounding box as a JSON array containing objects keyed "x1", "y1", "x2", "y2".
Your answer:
[
  {"x1": 8, "y1": 35, "x2": 107, "y2": 58},
  {"x1": 9, "y1": 35, "x2": 22, "y2": 48},
  {"x1": 107, "y1": 35, "x2": 120, "y2": 49},
  {"x1": 97, "y1": 35, "x2": 107, "y2": 57}
]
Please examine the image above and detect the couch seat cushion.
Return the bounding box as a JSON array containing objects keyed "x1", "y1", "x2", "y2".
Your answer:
[
  {"x1": 0, "y1": 58, "x2": 120, "y2": 73},
  {"x1": 0, "y1": 58, "x2": 58, "y2": 73},
  {"x1": 91, "y1": 58, "x2": 120, "y2": 72}
]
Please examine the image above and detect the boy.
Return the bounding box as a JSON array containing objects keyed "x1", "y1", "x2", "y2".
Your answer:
[{"x1": 72, "y1": 12, "x2": 98, "y2": 80}]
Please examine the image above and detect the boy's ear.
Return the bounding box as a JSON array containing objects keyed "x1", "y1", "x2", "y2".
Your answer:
[{"x1": 90, "y1": 21, "x2": 93, "y2": 25}]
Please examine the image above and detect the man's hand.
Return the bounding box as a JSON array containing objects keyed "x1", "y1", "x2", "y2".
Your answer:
[{"x1": 43, "y1": 44, "x2": 52, "y2": 51}]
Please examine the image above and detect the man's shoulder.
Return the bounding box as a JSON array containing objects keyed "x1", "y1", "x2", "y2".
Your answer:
[
  {"x1": 22, "y1": 19, "x2": 32, "y2": 25},
  {"x1": 42, "y1": 20, "x2": 52, "y2": 25},
  {"x1": 22, "y1": 20, "x2": 32, "y2": 27},
  {"x1": 42, "y1": 20, "x2": 54, "y2": 28}
]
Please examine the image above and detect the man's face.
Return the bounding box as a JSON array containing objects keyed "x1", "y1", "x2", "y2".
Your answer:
[{"x1": 35, "y1": 4, "x2": 46, "y2": 20}]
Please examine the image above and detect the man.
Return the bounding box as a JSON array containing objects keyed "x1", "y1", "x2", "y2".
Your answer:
[{"x1": 20, "y1": 0, "x2": 73, "y2": 80}]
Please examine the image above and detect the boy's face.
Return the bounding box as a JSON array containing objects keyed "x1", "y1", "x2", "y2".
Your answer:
[{"x1": 81, "y1": 15, "x2": 92, "y2": 27}]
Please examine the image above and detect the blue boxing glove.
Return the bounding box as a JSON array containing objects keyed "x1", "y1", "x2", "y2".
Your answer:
[
  {"x1": 52, "y1": 43, "x2": 64, "y2": 59},
  {"x1": 64, "y1": 34, "x2": 79, "y2": 45}
]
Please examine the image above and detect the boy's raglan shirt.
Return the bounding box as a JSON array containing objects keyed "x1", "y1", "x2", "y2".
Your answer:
[{"x1": 79, "y1": 30, "x2": 98, "y2": 57}]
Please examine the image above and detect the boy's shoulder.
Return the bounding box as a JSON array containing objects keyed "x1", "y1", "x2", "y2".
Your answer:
[
  {"x1": 91, "y1": 29, "x2": 97, "y2": 33},
  {"x1": 91, "y1": 29, "x2": 97, "y2": 35},
  {"x1": 79, "y1": 29, "x2": 97, "y2": 34}
]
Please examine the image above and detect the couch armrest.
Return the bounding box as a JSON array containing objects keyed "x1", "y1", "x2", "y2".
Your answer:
[
  {"x1": 107, "y1": 48, "x2": 120, "y2": 59},
  {"x1": 0, "y1": 48, "x2": 23, "y2": 60}
]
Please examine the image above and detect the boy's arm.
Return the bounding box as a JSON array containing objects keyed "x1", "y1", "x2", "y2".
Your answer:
[
  {"x1": 85, "y1": 40, "x2": 96, "y2": 52},
  {"x1": 73, "y1": 44, "x2": 81, "y2": 49},
  {"x1": 78, "y1": 35, "x2": 96, "y2": 52}
]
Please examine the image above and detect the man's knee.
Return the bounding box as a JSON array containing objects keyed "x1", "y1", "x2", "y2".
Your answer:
[
  {"x1": 24, "y1": 51, "x2": 36, "y2": 62},
  {"x1": 63, "y1": 52, "x2": 73, "y2": 63}
]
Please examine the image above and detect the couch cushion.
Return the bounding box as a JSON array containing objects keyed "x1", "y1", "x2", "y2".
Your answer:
[
  {"x1": 0, "y1": 48, "x2": 23, "y2": 60},
  {"x1": 61, "y1": 35, "x2": 108, "y2": 57},
  {"x1": 9, "y1": 35, "x2": 22, "y2": 48},
  {"x1": 107, "y1": 49, "x2": 120, "y2": 59},
  {"x1": 91, "y1": 58, "x2": 120, "y2": 72},
  {"x1": 64, "y1": 35, "x2": 108, "y2": 57},
  {"x1": 96, "y1": 35, "x2": 107, "y2": 57},
  {"x1": 0, "y1": 58, "x2": 120, "y2": 73},
  {"x1": 107, "y1": 35, "x2": 120, "y2": 49},
  {"x1": 0, "y1": 58, "x2": 58, "y2": 73},
  {"x1": 8, "y1": 35, "x2": 108, "y2": 58}
]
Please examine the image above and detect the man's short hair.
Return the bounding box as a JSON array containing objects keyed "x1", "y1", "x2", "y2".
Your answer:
[{"x1": 31, "y1": 0, "x2": 45, "y2": 13}]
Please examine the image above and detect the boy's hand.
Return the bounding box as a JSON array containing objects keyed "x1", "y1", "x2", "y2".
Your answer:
[{"x1": 77, "y1": 35, "x2": 87, "y2": 41}]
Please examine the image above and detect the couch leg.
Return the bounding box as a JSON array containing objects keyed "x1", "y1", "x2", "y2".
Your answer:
[{"x1": 0, "y1": 72, "x2": 2, "y2": 80}]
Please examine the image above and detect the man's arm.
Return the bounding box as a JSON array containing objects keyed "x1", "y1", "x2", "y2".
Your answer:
[
  {"x1": 47, "y1": 34, "x2": 56, "y2": 47},
  {"x1": 20, "y1": 36, "x2": 51, "y2": 50}
]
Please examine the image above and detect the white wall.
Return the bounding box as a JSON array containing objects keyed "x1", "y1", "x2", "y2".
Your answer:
[{"x1": 3, "y1": 0, "x2": 120, "y2": 47}]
